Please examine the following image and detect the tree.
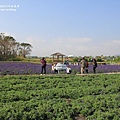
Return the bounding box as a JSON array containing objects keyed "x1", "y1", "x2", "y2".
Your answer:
[
  {"x1": 0, "y1": 33, "x2": 20, "y2": 60},
  {"x1": 0, "y1": 33, "x2": 33, "y2": 60},
  {"x1": 20, "y1": 43, "x2": 33, "y2": 58},
  {"x1": 0, "y1": 33, "x2": 4, "y2": 60}
]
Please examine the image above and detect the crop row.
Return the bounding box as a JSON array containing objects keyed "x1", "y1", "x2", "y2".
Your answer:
[
  {"x1": 0, "y1": 74, "x2": 120, "y2": 120},
  {"x1": 0, "y1": 61, "x2": 120, "y2": 75}
]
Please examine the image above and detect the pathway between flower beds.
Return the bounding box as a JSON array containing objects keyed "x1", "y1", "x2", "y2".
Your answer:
[{"x1": 0, "y1": 72, "x2": 120, "y2": 77}]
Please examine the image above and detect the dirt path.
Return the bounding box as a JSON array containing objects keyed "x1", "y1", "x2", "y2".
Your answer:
[
  {"x1": 0, "y1": 72, "x2": 120, "y2": 77},
  {"x1": 76, "y1": 72, "x2": 120, "y2": 76}
]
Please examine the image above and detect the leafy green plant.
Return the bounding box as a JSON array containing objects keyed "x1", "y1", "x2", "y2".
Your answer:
[{"x1": 0, "y1": 74, "x2": 120, "y2": 119}]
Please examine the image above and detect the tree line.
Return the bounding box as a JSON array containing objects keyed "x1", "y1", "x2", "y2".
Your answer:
[{"x1": 0, "y1": 33, "x2": 32, "y2": 61}]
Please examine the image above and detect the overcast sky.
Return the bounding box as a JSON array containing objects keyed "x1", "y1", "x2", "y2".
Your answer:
[{"x1": 0, "y1": 0, "x2": 120, "y2": 57}]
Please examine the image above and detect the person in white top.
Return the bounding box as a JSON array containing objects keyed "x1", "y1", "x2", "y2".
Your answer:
[
  {"x1": 51, "y1": 64, "x2": 55, "y2": 71},
  {"x1": 66, "y1": 66, "x2": 72, "y2": 74}
]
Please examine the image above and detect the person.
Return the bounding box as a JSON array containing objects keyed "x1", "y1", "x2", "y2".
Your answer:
[
  {"x1": 78, "y1": 59, "x2": 80, "y2": 65},
  {"x1": 51, "y1": 63, "x2": 58, "y2": 74},
  {"x1": 80, "y1": 57, "x2": 86, "y2": 74},
  {"x1": 64, "y1": 58, "x2": 69, "y2": 65},
  {"x1": 66, "y1": 66, "x2": 72, "y2": 74},
  {"x1": 41, "y1": 57, "x2": 47, "y2": 75},
  {"x1": 85, "y1": 59, "x2": 89, "y2": 73},
  {"x1": 93, "y1": 58, "x2": 97, "y2": 73},
  {"x1": 51, "y1": 63, "x2": 55, "y2": 73}
]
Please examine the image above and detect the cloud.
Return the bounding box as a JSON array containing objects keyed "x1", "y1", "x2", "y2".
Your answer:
[
  {"x1": 54, "y1": 37, "x2": 92, "y2": 43},
  {"x1": 101, "y1": 40, "x2": 120, "y2": 55},
  {"x1": 25, "y1": 37, "x2": 92, "y2": 56},
  {"x1": 23, "y1": 36, "x2": 120, "y2": 57},
  {"x1": 85, "y1": 40, "x2": 120, "y2": 56}
]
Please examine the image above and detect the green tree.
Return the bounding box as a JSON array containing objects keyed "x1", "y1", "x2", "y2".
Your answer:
[
  {"x1": 0, "y1": 33, "x2": 33, "y2": 60},
  {"x1": 20, "y1": 43, "x2": 33, "y2": 58},
  {"x1": 0, "y1": 33, "x2": 20, "y2": 60}
]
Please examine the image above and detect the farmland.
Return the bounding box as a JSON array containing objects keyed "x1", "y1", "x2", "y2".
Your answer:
[
  {"x1": 0, "y1": 74, "x2": 120, "y2": 120},
  {"x1": 0, "y1": 61, "x2": 120, "y2": 120},
  {"x1": 0, "y1": 61, "x2": 120, "y2": 75}
]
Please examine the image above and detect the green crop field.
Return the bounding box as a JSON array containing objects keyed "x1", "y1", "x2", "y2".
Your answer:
[{"x1": 0, "y1": 74, "x2": 120, "y2": 120}]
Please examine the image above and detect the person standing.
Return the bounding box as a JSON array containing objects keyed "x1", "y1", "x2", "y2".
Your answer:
[
  {"x1": 41, "y1": 57, "x2": 47, "y2": 75},
  {"x1": 51, "y1": 63, "x2": 55, "y2": 73},
  {"x1": 93, "y1": 58, "x2": 97, "y2": 73},
  {"x1": 80, "y1": 57, "x2": 86, "y2": 74},
  {"x1": 85, "y1": 59, "x2": 89, "y2": 73},
  {"x1": 64, "y1": 58, "x2": 69, "y2": 65}
]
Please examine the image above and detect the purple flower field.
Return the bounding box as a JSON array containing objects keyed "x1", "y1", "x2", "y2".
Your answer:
[{"x1": 0, "y1": 61, "x2": 120, "y2": 75}]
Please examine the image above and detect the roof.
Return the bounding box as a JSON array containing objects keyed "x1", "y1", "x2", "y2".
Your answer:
[{"x1": 51, "y1": 52, "x2": 65, "y2": 56}]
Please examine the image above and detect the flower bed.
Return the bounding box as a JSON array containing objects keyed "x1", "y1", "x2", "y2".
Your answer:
[{"x1": 0, "y1": 61, "x2": 120, "y2": 75}]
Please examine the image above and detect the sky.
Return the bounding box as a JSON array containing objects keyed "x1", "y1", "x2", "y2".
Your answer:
[{"x1": 0, "y1": 0, "x2": 120, "y2": 57}]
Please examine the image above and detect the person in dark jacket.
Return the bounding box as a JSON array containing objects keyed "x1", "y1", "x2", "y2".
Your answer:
[
  {"x1": 64, "y1": 57, "x2": 69, "y2": 65},
  {"x1": 85, "y1": 59, "x2": 89, "y2": 73},
  {"x1": 93, "y1": 58, "x2": 97, "y2": 73},
  {"x1": 41, "y1": 57, "x2": 47, "y2": 75}
]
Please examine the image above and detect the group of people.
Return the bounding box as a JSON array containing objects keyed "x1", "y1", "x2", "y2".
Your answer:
[
  {"x1": 40, "y1": 57, "x2": 97, "y2": 75},
  {"x1": 51, "y1": 63, "x2": 72, "y2": 74},
  {"x1": 80, "y1": 57, "x2": 97, "y2": 74},
  {"x1": 40, "y1": 57, "x2": 72, "y2": 75}
]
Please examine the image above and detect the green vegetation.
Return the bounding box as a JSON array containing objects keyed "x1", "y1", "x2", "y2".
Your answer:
[
  {"x1": 0, "y1": 33, "x2": 32, "y2": 61},
  {"x1": 0, "y1": 74, "x2": 120, "y2": 120},
  {"x1": 20, "y1": 55, "x2": 120, "y2": 64}
]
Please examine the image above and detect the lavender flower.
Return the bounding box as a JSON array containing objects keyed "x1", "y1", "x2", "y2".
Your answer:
[{"x1": 0, "y1": 62, "x2": 120, "y2": 75}]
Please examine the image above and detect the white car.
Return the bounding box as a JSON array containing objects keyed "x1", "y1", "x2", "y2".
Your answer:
[{"x1": 53, "y1": 63, "x2": 72, "y2": 73}]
